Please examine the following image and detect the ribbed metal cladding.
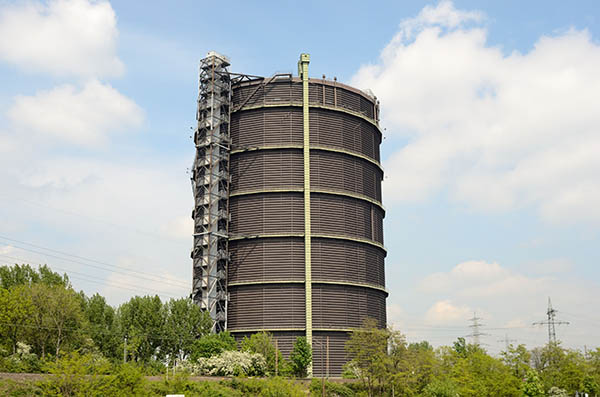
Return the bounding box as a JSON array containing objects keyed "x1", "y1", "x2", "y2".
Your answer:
[
  {"x1": 230, "y1": 149, "x2": 303, "y2": 192},
  {"x1": 229, "y1": 237, "x2": 305, "y2": 283},
  {"x1": 228, "y1": 284, "x2": 305, "y2": 329},
  {"x1": 228, "y1": 76, "x2": 385, "y2": 377},
  {"x1": 312, "y1": 284, "x2": 387, "y2": 329},
  {"x1": 311, "y1": 238, "x2": 385, "y2": 286},
  {"x1": 313, "y1": 331, "x2": 350, "y2": 378}
]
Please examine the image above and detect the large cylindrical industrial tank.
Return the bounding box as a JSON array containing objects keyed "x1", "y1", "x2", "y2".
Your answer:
[{"x1": 226, "y1": 66, "x2": 387, "y2": 377}]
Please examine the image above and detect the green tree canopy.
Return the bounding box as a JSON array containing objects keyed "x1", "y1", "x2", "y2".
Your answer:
[
  {"x1": 162, "y1": 297, "x2": 212, "y2": 364},
  {"x1": 0, "y1": 264, "x2": 68, "y2": 289},
  {"x1": 289, "y1": 336, "x2": 311, "y2": 378},
  {"x1": 190, "y1": 331, "x2": 237, "y2": 361},
  {"x1": 116, "y1": 295, "x2": 165, "y2": 363}
]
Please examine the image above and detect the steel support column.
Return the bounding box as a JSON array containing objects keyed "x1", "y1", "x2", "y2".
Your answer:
[{"x1": 298, "y1": 53, "x2": 313, "y2": 377}]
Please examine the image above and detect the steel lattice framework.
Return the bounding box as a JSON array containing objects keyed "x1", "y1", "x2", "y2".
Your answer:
[{"x1": 191, "y1": 52, "x2": 232, "y2": 333}]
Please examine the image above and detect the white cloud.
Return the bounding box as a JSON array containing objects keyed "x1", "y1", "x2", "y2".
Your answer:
[
  {"x1": 352, "y1": 1, "x2": 600, "y2": 224},
  {"x1": 0, "y1": 245, "x2": 14, "y2": 255},
  {"x1": 387, "y1": 303, "x2": 405, "y2": 328},
  {"x1": 409, "y1": 258, "x2": 600, "y2": 348},
  {"x1": 0, "y1": 0, "x2": 123, "y2": 78},
  {"x1": 7, "y1": 80, "x2": 143, "y2": 147},
  {"x1": 419, "y1": 260, "x2": 549, "y2": 298},
  {"x1": 396, "y1": 0, "x2": 483, "y2": 41},
  {"x1": 424, "y1": 300, "x2": 472, "y2": 325},
  {"x1": 162, "y1": 216, "x2": 194, "y2": 240},
  {"x1": 101, "y1": 260, "x2": 190, "y2": 305},
  {"x1": 0, "y1": 152, "x2": 194, "y2": 304}
]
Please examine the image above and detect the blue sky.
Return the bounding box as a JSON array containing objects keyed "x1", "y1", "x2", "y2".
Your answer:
[{"x1": 1, "y1": 0, "x2": 599, "y2": 354}]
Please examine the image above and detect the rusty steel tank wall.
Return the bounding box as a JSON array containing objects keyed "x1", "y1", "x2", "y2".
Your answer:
[{"x1": 227, "y1": 74, "x2": 386, "y2": 377}]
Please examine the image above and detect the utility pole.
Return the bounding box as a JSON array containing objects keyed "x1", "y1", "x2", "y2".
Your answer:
[
  {"x1": 533, "y1": 297, "x2": 569, "y2": 344},
  {"x1": 467, "y1": 312, "x2": 489, "y2": 346},
  {"x1": 498, "y1": 334, "x2": 517, "y2": 350}
]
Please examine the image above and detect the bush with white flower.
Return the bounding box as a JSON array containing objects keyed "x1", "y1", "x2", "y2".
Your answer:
[{"x1": 179, "y1": 350, "x2": 266, "y2": 377}]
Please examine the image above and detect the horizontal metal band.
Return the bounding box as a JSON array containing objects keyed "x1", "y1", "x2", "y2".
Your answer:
[
  {"x1": 228, "y1": 327, "x2": 356, "y2": 333},
  {"x1": 231, "y1": 144, "x2": 383, "y2": 172},
  {"x1": 236, "y1": 102, "x2": 380, "y2": 132},
  {"x1": 229, "y1": 233, "x2": 386, "y2": 252},
  {"x1": 228, "y1": 279, "x2": 388, "y2": 294},
  {"x1": 230, "y1": 188, "x2": 385, "y2": 211}
]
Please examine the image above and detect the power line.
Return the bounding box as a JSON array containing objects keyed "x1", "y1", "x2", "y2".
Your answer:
[
  {"x1": 0, "y1": 254, "x2": 187, "y2": 299},
  {"x1": 0, "y1": 320, "x2": 203, "y2": 343},
  {"x1": 497, "y1": 334, "x2": 517, "y2": 350},
  {"x1": 559, "y1": 311, "x2": 600, "y2": 328},
  {"x1": 532, "y1": 297, "x2": 570, "y2": 344},
  {"x1": 0, "y1": 235, "x2": 189, "y2": 288},
  {"x1": 0, "y1": 195, "x2": 189, "y2": 246}
]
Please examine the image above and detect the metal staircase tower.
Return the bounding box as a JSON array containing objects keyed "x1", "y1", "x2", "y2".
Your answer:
[{"x1": 191, "y1": 52, "x2": 231, "y2": 333}]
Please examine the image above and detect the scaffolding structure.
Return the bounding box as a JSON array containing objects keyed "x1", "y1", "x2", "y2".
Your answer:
[{"x1": 191, "y1": 52, "x2": 232, "y2": 333}]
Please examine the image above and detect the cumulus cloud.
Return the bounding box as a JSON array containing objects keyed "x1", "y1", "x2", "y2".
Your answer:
[
  {"x1": 419, "y1": 260, "x2": 551, "y2": 298},
  {"x1": 352, "y1": 1, "x2": 600, "y2": 224},
  {"x1": 101, "y1": 260, "x2": 190, "y2": 305},
  {"x1": 0, "y1": 152, "x2": 194, "y2": 304},
  {"x1": 396, "y1": 0, "x2": 483, "y2": 41},
  {"x1": 0, "y1": 245, "x2": 14, "y2": 255},
  {"x1": 0, "y1": 0, "x2": 123, "y2": 78},
  {"x1": 424, "y1": 299, "x2": 472, "y2": 325},
  {"x1": 7, "y1": 80, "x2": 143, "y2": 147},
  {"x1": 411, "y1": 258, "x2": 600, "y2": 348}
]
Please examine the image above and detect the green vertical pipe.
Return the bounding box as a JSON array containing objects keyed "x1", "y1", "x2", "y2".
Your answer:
[{"x1": 298, "y1": 52, "x2": 313, "y2": 377}]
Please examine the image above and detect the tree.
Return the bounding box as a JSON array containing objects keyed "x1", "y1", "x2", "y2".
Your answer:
[
  {"x1": 162, "y1": 297, "x2": 212, "y2": 364},
  {"x1": 0, "y1": 264, "x2": 68, "y2": 289},
  {"x1": 48, "y1": 286, "x2": 84, "y2": 357},
  {"x1": 522, "y1": 367, "x2": 545, "y2": 397},
  {"x1": 450, "y1": 348, "x2": 520, "y2": 396},
  {"x1": 501, "y1": 343, "x2": 531, "y2": 379},
  {"x1": 191, "y1": 332, "x2": 237, "y2": 361},
  {"x1": 289, "y1": 336, "x2": 311, "y2": 378},
  {"x1": 28, "y1": 282, "x2": 54, "y2": 356},
  {"x1": 0, "y1": 285, "x2": 33, "y2": 353},
  {"x1": 116, "y1": 295, "x2": 165, "y2": 363},
  {"x1": 394, "y1": 341, "x2": 438, "y2": 396},
  {"x1": 422, "y1": 378, "x2": 459, "y2": 397},
  {"x1": 83, "y1": 293, "x2": 120, "y2": 360},
  {"x1": 345, "y1": 317, "x2": 389, "y2": 397},
  {"x1": 27, "y1": 283, "x2": 84, "y2": 358},
  {"x1": 533, "y1": 342, "x2": 588, "y2": 393}
]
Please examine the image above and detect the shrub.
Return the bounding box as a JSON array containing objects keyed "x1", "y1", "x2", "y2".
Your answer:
[
  {"x1": 309, "y1": 378, "x2": 356, "y2": 397},
  {"x1": 548, "y1": 386, "x2": 568, "y2": 397},
  {"x1": 191, "y1": 332, "x2": 237, "y2": 360},
  {"x1": 184, "y1": 350, "x2": 267, "y2": 377},
  {"x1": 422, "y1": 378, "x2": 459, "y2": 397},
  {"x1": 224, "y1": 377, "x2": 305, "y2": 397},
  {"x1": 39, "y1": 351, "x2": 113, "y2": 396},
  {"x1": 0, "y1": 379, "x2": 43, "y2": 396},
  {"x1": 241, "y1": 332, "x2": 283, "y2": 375},
  {"x1": 0, "y1": 343, "x2": 42, "y2": 373}
]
